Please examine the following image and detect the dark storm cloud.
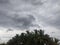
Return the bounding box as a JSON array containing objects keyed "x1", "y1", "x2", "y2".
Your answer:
[
  {"x1": 0, "y1": 0, "x2": 41, "y2": 30},
  {"x1": 0, "y1": 0, "x2": 9, "y2": 4},
  {"x1": 22, "y1": 0, "x2": 44, "y2": 6},
  {"x1": 12, "y1": 15, "x2": 36, "y2": 29},
  {"x1": 0, "y1": 11, "x2": 36, "y2": 29},
  {"x1": 0, "y1": 0, "x2": 8, "y2": 3},
  {"x1": 0, "y1": 0, "x2": 60, "y2": 30}
]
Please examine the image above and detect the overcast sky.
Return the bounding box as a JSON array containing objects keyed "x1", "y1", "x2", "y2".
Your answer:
[{"x1": 0, "y1": 0, "x2": 60, "y2": 43}]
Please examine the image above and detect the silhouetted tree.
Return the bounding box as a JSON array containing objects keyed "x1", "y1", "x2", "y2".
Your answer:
[{"x1": 6, "y1": 29, "x2": 59, "y2": 45}]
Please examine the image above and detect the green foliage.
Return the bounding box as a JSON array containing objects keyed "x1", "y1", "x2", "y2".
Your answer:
[{"x1": 6, "y1": 29, "x2": 59, "y2": 45}]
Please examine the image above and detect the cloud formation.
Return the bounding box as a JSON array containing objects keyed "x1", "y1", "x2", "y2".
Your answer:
[
  {"x1": 0, "y1": 0, "x2": 60, "y2": 30},
  {"x1": 0, "y1": 0, "x2": 9, "y2": 4},
  {"x1": 0, "y1": 11, "x2": 37, "y2": 29},
  {"x1": 0, "y1": 0, "x2": 43, "y2": 30},
  {"x1": 0, "y1": 0, "x2": 60, "y2": 42}
]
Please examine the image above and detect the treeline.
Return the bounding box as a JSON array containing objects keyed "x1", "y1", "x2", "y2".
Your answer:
[{"x1": 0, "y1": 29, "x2": 59, "y2": 45}]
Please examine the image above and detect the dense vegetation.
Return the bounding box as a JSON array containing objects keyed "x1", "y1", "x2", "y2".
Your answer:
[{"x1": 0, "y1": 29, "x2": 59, "y2": 45}]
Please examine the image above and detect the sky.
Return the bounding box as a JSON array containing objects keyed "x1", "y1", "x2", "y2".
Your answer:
[{"x1": 0, "y1": 0, "x2": 60, "y2": 43}]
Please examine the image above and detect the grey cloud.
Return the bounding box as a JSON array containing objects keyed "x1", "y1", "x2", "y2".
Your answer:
[
  {"x1": 0, "y1": 0, "x2": 60, "y2": 42},
  {"x1": 47, "y1": 15, "x2": 60, "y2": 29},
  {"x1": 0, "y1": 0, "x2": 42, "y2": 30},
  {"x1": 38, "y1": 13, "x2": 60, "y2": 30},
  {"x1": 38, "y1": 15, "x2": 60, "y2": 29},
  {"x1": 22, "y1": 0, "x2": 44, "y2": 6},
  {"x1": 0, "y1": 10, "x2": 38, "y2": 30},
  {"x1": 0, "y1": 0, "x2": 60, "y2": 30},
  {"x1": 36, "y1": 0, "x2": 60, "y2": 30},
  {"x1": 12, "y1": 15, "x2": 36, "y2": 29},
  {"x1": 45, "y1": 5, "x2": 60, "y2": 29},
  {"x1": 0, "y1": 0, "x2": 9, "y2": 4},
  {"x1": 7, "y1": 29, "x2": 13, "y2": 32}
]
